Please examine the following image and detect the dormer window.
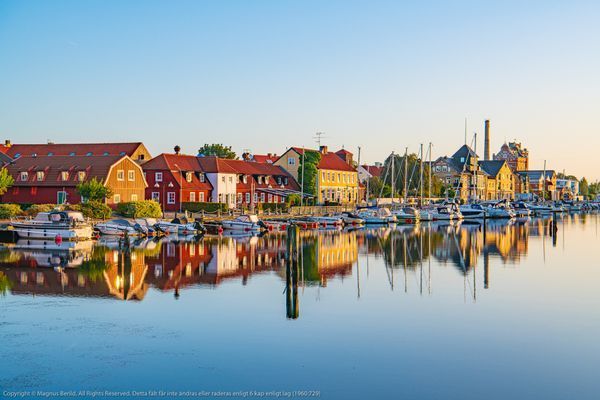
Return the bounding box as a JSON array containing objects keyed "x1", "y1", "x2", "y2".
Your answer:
[
  {"x1": 32, "y1": 153, "x2": 37, "y2": 157},
  {"x1": 86, "y1": 152, "x2": 93, "y2": 156},
  {"x1": 20, "y1": 172, "x2": 28, "y2": 181},
  {"x1": 103, "y1": 152, "x2": 109, "y2": 156},
  {"x1": 243, "y1": 175, "x2": 248, "y2": 184},
  {"x1": 186, "y1": 172, "x2": 193, "y2": 182},
  {"x1": 265, "y1": 176, "x2": 270, "y2": 185},
  {"x1": 199, "y1": 174, "x2": 205, "y2": 183},
  {"x1": 36, "y1": 171, "x2": 45, "y2": 181},
  {"x1": 78, "y1": 171, "x2": 86, "y2": 181},
  {"x1": 276, "y1": 177, "x2": 282, "y2": 185},
  {"x1": 284, "y1": 177, "x2": 288, "y2": 185},
  {"x1": 69, "y1": 152, "x2": 75, "y2": 156},
  {"x1": 61, "y1": 171, "x2": 69, "y2": 181},
  {"x1": 257, "y1": 176, "x2": 263, "y2": 184},
  {"x1": 48, "y1": 152, "x2": 54, "y2": 156}
]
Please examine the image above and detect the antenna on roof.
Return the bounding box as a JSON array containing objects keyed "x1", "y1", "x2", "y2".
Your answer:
[
  {"x1": 313, "y1": 132, "x2": 326, "y2": 147},
  {"x1": 464, "y1": 117, "x2": 467, "y2": 145}
]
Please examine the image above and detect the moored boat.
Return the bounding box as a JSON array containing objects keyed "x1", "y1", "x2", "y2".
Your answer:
[
  {"x1": 392, "y1": 207, "x2": 421, "y2": 224},
  {"x1": 358, "y1": 207, "x2": 396, "y2": 224},
  {"x1": 10, "y1": 211, "x2": 93, "y2": 241},
  {"x1": 459, "y1": 203, "x2": 486, "y2": 219},
  {"x1": 221, "y1": 214, "x2": 267, "y2": 232},
  {"x1": 95, "y1": 219, "x2": 149, "y2": 237}
]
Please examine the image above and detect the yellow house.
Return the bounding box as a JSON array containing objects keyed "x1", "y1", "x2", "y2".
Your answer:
[
  {"x1": 275, "y1": 146, "x2": 359, "y2": 204},
  {"x1": 480, "y1": 160, "x2": 515, "y2": 200}
]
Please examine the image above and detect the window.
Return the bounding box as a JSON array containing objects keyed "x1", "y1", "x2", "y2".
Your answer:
[
  {"x1": 20, "y1": 172, "x2": 28, "y2": 181},
  {"x1": 167, "y1": 192, "x2": 176, "y2": 204},
  {"x1": 199, "y1": 192, "x2": 205, "y2": 202},
  {"x1": 221, "y1": 176, "x2": 225, "y2": 183},
  {"x1": 186, "y1": 172, "x2": 193, "y2": 182},
  {"x1": 86, "y1": 152, "x2": 93, "y2": 156},
  {"x1": 265, "y1": 176, "x2": 270, "y2": 185},
  {"x1": 69, "y1": 152, "x2": 75, "y2": 156},
  {"x1": 47, "y1": 152, "x2": 53, "y2": 156},
  {"x1": 274, "y1": 196, "x2": 278, "y2": 203},
  {"x1": 190, "y1": 192, "x2": 196, "y2": 202},
  {"x1": 260, "y1": 193, "x2": 265, "y2": 203},
  {"x1": 288, "y1": 157, "x2": 296, "y2": 165},
  {"x1": 155, "y1": 172, "x2": 163, "y2": 182},
  {"x1": 284, "y1": 177, "x2": 288, "y2": 185},
  {"x1": 237, "y1": 193, "x2": 242, "y2": 203},
  {"x1": 228, "y1": 176, "x2": 233, "y2": 183},
  {"x1": 131, "y1": 194, "x2": 138, "y2": 201},
  {"x1": 151, "y1": 192, "x2": 160, "y2": 201},
  {"x1": 103, "y1": 152, "x2": 109, "y2": 156},
  {"x1": 36, "y1": 171, "x2": 45, "y2": 181},
  {"x1": 322, "y1": 172, "x2": 326, "y2": 181},
  {"x1": 128, "y1": 170, "x2": 135, "y2": 181},
  {"x1": 61, "y1": 171, "x2": 69, "y2": 181},
  {"x1": 78, "y1": 171, "x2": 86, "y2": 181},
  {"x1": 117, "y1": 170, "x2": 125, "y2": 181},
  {"x1": 277, "y1": 177, "x2": 282, "y2": 185},
  {"x1": 199, "y1": 174, "x2": 205, "y2": 183},
  {"x1": 245, "y1": 193, "x2": 251, "y2": 203},
  {"x1": 243, "y1": 175, "x2": 248, "y2": 184},
  {"x1": 113, "y1": 194, "x2": 121, "y2": 203},
  {"x1": 254, "y1": 193, "x2": 258, "y2": 203},
  {"x1": 268, "y1": 194, "x2": 272, "y2": 203}
]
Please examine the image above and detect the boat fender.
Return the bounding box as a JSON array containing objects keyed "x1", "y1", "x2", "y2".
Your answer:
[{"x1": 55, "y1": 235, "x2": 63, "y2": 244}]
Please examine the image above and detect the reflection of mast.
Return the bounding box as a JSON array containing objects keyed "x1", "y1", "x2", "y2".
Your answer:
[
  {"x1": 403, "y1": 231, "x2": 407, "y2": 293},
  {"x1": 483, "y1": 219, "x2": 489, "y2": 289}
]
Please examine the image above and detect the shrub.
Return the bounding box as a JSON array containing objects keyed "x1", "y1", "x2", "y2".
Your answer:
[
  {"x1": 23, "y1": 204, "x2": 56, "y2": 216},
  {"x1": 0, "y1": 204, "x2": 22, "y2": 219},
  {"x1": 286, "y1": 194, "x2": 301, "y2": 207},
  {"x1": 181, "y1": 202, "x2": 228, "y2": 213},
  {"x1": 116, "y1": 200, "x2": 162, "y2": 218},
  {"x1": 259, "y1": 203, "x2": 288, "y2": 213},
  {"x1": 68, "y1": 201, "x2": 112, "y2": 219}
]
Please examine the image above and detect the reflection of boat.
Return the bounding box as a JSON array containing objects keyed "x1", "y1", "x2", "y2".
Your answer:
[
  {"x1": 95, "y1": 219, "x2": 148, "y2": 236},
  {"x1": 338, "y1": 212, "x2": 365, "y2": 226},
  {"x1": 222, "y1": 214, "x2": 266, "y2": 231},
  {"x1": 10, "y1": 211, "x2": 93, "y2": 241},
  {"x1": 512, "y1": 202, "x2": 532, "y2": 217},
  {"x1": 6, "y1": 239, "x2": 94, "y2": 268}
]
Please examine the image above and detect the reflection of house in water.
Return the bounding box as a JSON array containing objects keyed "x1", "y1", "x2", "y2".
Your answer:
[
  {"x1": 0, "y1": 240, "x2": 149, "y2": 300},
  {"x1": 144, "y1": 235, "x2": 287, "y2": 295},
  {"x1": 298, "y1": 230, "x2": 358, "y2": 286}
]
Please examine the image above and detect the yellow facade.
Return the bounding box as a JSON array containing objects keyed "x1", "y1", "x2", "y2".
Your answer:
[
  {"x1": 317, "y1": 168, "x2": 359, "y2": 204},
  {"x1": 485, "y1": 163, "x2": 515, "y2": 200}
]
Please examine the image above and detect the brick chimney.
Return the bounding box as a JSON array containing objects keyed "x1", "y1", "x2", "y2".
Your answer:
[
  {"x1": 4, "y1": 139, "x2": 11, "y2": 147},
  {"x1": 174, "y1": 145, "x2": 181, "y2": 155},
  {"x1": 319, "y1": 145, "x2": 328, "y2": 154},
  {"x1": 484, "y1": 120, "x2": 490, "y2": 160}
]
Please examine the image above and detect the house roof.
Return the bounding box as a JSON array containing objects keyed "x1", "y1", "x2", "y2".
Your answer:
[
  {"x1": 6, "y1": 155, "x2": 133, "y2": 187},
  {"x1": 282, "y1": 147, "x2": 356, "y2": 172},
  {"x1": 517, "y1": 170, "x2": 556, "y2": 181},
  {"x1": 479, "y1": 160, "x2": 507, "y2": 178},
  {"x1": 222, "y1": 159, "x2": 300, "y2": 191},
  {"x1": 451, "y1": 145, "x2": 478, "y2": 162},
  {"x1": 361, "y1": 165, "x2": 383, "y2": 178},
  {"x1": 251, "y1": 154, "x2": 278, "y2": 164},
  {"x1": 5, "y1": 142, "x2": 146, "y2": 158},
  {"x1": 196, "y1": 156, "x2": 238, "y2": 174},
  {"x1": 142, "y1": 153, "x2": 213, "y2": 191}
]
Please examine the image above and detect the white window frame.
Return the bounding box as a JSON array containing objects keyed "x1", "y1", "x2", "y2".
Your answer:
[
  {"x1": 61, "y1": 171, "x2": 69, "y2": 181},
  {"x1": 186, "y1": 172, "x2": 193, "y2": 182},
  {"x1": 245, "y1": 193, "x2": 251, "y2": 203},
  {"x1": 20, "y1": 172, "x2": 28, "y2": 181},
  {"x1": 117, "y1": 170, "x2": 125, "y2": 181},
  {"x1": 37, "y1": 171, "x2": 45, "y2": 181},
  {"x1": 151, "y1": 192, "x2": 160, "y2": 201},
  {"x1": 199, "y1": 192, "x2": 205, "y2": 202},
  {"x1": 167, "y1": 192, "x2": 176, "y2": 204},
  {"x1": 114, "y1": 194, "x2": 121, "y2": 203},
  {"x1": 189, "y1": 192, "x2": 196, "y2": 202},
  {"x1": 128, "y1": 170, "x2": 135, "y2": 181},
  {"x1": 131, "y1": 194, "x2": 138, "y2": 201},
  {"x1": 78, "y1": 171, "x2": 86, "y2": 181},
  {"x1": 155, "y1": 172, "x2": 163, "y2": 182}
]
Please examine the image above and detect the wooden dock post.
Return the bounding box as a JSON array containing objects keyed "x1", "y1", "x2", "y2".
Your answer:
[{"x1": 286, "y1": 224, "x2": 300, "y2": 319}]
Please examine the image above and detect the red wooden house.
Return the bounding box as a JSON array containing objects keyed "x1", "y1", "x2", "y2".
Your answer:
[{"x1": 142, "y1": 153, "x2": 214, "y2": 212}]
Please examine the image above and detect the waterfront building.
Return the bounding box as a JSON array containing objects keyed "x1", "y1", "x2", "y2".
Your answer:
[
  {"x1": 432, "y1": 145, "x2": 486, "y2": 201},
  {"x1": 479, "y1": 160, "x2": 515, "y2": 200},
  {"x1": 517, "y1": 170, "x2": 558, "y2": 200},
  {"x1": 1, "y1": 154, "x2": 147, "y2": 206},
  {"x1": 275, "y1": 146, "x2": 359, "y2": 204},
  {"x1": 556, "y1": 178, "x2": 580, "y2": 200},
  {"x1": 357, "y1": 163, "x2": 383, "y2": 183},
  {"x1": 493, "y1": 141, "x2": 529, "y2": 172}
]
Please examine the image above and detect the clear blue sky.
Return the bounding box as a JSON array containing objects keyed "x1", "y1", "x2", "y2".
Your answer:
[{"x1": 1, "y1": 0, "x2": 599, "y2": 179}]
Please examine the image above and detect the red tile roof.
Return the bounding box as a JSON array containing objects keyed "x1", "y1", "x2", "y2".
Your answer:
[
  {"x1": 222, "y1": 159, "x2": 300, "y2": 190},
  {"x1": 5, "y1": 142, "x2": 145, "y2": 158},
  {"x1": 6, "y1": 155, "x2": 131, "y2": 187},
  {"x1": 252, "y1": 154, "x2": 278, "y2": 163},
  {"x1": 142, "y1": 153, "x2": 213, "y2": 190},
  {"x1": 362, "y1": 165, "x2": 383, "y2": 178},
  {"x1": 196, "y1": 156, "x2": 238, "y2": 174}
]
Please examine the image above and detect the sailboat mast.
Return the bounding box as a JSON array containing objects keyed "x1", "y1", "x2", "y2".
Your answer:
[
  {"x1": 542, "y1": 159, "x2": 547, "y2": 201},
  {"x1": 404, "y1": 147, "x2": 408, "y2": 204},
  {"x1": 473, "y1": 132, "x2": 477, "y2": 201},
  {"x1": 428, "y1": 142, "x2": 432, "y2": 204},
  {"x1": 391, "y1": 152, "x2": 395, "y2": 202},
  {"x1": 420, "y1": 143, "x2": 424, "y2": 206}
]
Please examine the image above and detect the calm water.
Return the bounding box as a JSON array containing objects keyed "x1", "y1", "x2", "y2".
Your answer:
[{"x1": 1, "y1": 214, "x2": 600, "y2": 399}]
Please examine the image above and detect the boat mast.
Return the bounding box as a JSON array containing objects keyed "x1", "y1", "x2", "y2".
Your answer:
[
  {"x1": 542, "y1": 159, "x2": 547, "y2": 202},
  {"x1": 473, "y1": 132, "x2": 477, "y2": 202},
  {"x1": 428, "y1": 142, "x2": 432, "y2": 204},
  {"x1": 357, "y1": 146, "x2": 361, "y2": 205},
  {"x1": 404, "y1": 147, "x2": 408, "y2": 204},
  {"x1": 420, "y1": 143, "x2": 424, "y2": 207},
  {"x1": 391, "y1": 151, "x2": 395, "y2": 203},
  {"x1": 300, "y1": 146, "x2": 305, "y2": 206}
]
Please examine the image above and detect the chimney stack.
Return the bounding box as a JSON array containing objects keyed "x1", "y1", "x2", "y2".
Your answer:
[
  {"x1": 174, "y1": 145, "x2": 181, "y2": 155},
  {"x1": 319, "y1": 145, "x2": 328, "y2": 154},
  {"x1": 484, "y1": 120, "x2": 490, "y2": 160}
]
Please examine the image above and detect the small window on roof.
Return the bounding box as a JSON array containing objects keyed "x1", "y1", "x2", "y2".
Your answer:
[
  {"x1": 103, "y1": 152, "x2": 109, "y2": 156},
  {"x1": 69, "y1": 152, "x2": 75, "y2": 156},
  {"x1": 86, "y1": 152, "x2": 93, "y2": 156},
  {"x1": 14, "y1": 153, "x2": 20, "y2": 158},
  {"x1": 120, "y1": 151, "x2": 126, "y2": 156},
  {"x1": 48, "y1": 152, "x2": 54, "y2": 156}
]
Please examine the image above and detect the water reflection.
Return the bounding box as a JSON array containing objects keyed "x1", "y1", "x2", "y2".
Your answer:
[{"x1": 0, "y1": 214, "x2": 582, "y2": 309}]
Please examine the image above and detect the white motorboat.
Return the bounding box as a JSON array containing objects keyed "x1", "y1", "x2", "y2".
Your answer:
[
  {"x1": 221, "y1": 214, "x2": 266, "y2": 232},
  {"x1": 392, "y1": 207, "x2": 421, "y2": 224},
  {"x1": 529, "y1": 203, "x2": 553, "y2": 215},
  {"x1": 95, "y1": 219, "x2": 148, "y2": 236},
  {"x1": 459, "y1": 204, "x2": 487, "y2": 219},
  {"x1": 358, "y1": 208, "x2": 397, "y2": 224},
  {"x1": 483, "y1": 200, "x2": 515, "y2": 219},
  {"x1": 418, "y1": 209, "x2": 434, "y2": 221},
  {"x1": 151, "y1": 216, "x2": 206, "y2": 235},
  {"x1": 338, "y1": 212, "x2": 366, "y2": 226},
  {"x1": 430, "y1": 204, "x2": 462, "y2": 221},
  {"x1": 10, "y1": 211, "x2": 93, "y2": 241},
  {"x1": 512, "y1": 202, "x2": 532, "y2": 217}
]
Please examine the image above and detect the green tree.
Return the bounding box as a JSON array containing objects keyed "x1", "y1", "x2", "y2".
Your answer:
[
  {"x1": 580, "y1": 177, "x2": 589, "y2": 198},
  {"x1": 76, "y1": 178, "x2": 112, "y2": 202},
  {"x1": 197, "y1": 144, "x2": 237, "y2": 159},
  {"x1": 0, "y1": 168, "x2": 14, "y2": 195},
  {"x1": 367, "y1": 176, "x2": 391, "y2": 198},
  {"x1": 381, "y1": 153, "x2": 444, "y2": 197},
  {"x1": 297, "y1": 150, "x2": 321, "y2": 197}
]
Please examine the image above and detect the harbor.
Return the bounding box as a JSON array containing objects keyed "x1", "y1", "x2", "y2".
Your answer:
[{"x1": 1, "y1": 212, "x2": 599, "y2": 398}]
